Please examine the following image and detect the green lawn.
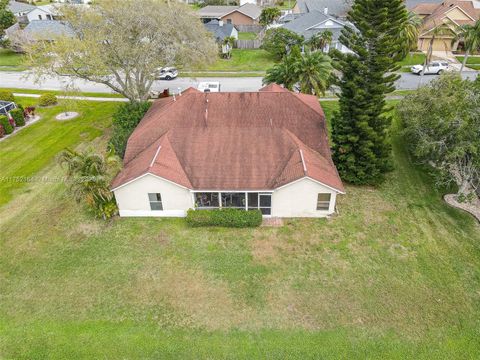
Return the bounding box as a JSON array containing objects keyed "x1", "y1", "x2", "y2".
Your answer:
[
  {"x1": 397, "y1": 52, "x2": 426, "y2": 67},
  {"x1": 191, "y1": 49, "x2": 276, "y2": 72},
  {"x1": 0, "y1": 97, "x2": 120, "y2": 205},
  {"x1": 0, "y1": 87, "x2": 125, "y2": 98},
  {"x1": 455, "y1": 56, "x2": 480, "y2": 69},
  {"x1": 0, "y1": 48, "x2": 27, "y2": 71},
  {"x1": 238, "y1": 32, "x2": 257, "y2": 40},
  {"x1": 0, "y1": 100, "x2": 480, "y2": 358}
]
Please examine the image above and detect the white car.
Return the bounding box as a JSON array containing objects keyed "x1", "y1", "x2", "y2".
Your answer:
[
  {"x1": 197, "y1": 82, "x2": 221, "y2": 93},
  {"x1": 411, "y1": 61, "x2": 450, "y2": 75},
  {"x1": 156, "y1": 67, "x2": 178, "y2": 80}
]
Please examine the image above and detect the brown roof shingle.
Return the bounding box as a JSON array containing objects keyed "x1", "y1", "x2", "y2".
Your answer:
[{"x1": 112, "y1": 86, "x2": 344, "y2": 193}]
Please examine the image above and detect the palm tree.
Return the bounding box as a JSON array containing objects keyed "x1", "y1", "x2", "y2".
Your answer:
[
  {"x1": 296, "y1": 51, "x2": 333, "y2": 95},
  {"x1": 263, "y1": 46, "x2": 301, "y2": 90},
  {"x1": 263, "y1": 47, "x2": 333, "y2": 95},
  {"x1": 307, "y1": 30, "x2": 333, "y2": 52},
  {"x1": 456, "y1": 20, "x2": 480, "y2": 73},
  {"x1": 420, "y1": 22, "x2": 449, "y2": 84},
  {"x1": 58, "y1": 146, "x2": 121, "y2": 219},
  {"x1": 400, "y1": 11, "x2": 422, "y2": 58}
]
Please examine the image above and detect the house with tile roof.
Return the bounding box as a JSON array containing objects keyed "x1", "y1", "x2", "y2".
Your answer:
[
  {"x1": 112, "y1": 85, "x2": 345, "y2": 218},
  {"x1": 412, "y1": 0, "x2": 480, "y2": 52}
]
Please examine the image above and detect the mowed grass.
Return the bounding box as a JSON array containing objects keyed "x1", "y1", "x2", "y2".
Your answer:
[
  {"x1": 192, "y1": 49, "x2": 276, "y2": 72},
  {"x1": 397, "y1": 52, "x2": 426, "y2": 67},
  {"x1": 0, "y1": 87, "x2": 125, "y2": 98},
  {"x1": 0, "y1": 48, "x2": 27, "y2": 71},
  {"x1": 0, "y1": 97, "x2": 120, "y2": 205},
  {"x1": 456, "y1": 56, "x2": 480, "y2": 69},
  {"x1": 0, "y1": 101, "x2": 480, "y2": 358}
]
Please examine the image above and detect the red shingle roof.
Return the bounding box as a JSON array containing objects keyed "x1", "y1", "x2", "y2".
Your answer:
[{"x1": 112, "y1": 86, "x2": 344, "y2": 193}]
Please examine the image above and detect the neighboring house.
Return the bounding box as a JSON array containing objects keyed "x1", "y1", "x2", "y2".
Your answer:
[
  {"x1": 7, "y1": 0, "x2": 55, "y2": 23},
  {"x1": 293, "y1": 0, "x2": 352, "y2": 19},
  {"x1": 112, "y1": 84, "x2": 345, "y2": 218},
  {"x1": 198, "y1": 4, "x2": 262, "y2": 25},
  {"x1": 413, "y1": 0, "x2": 480, "y2": 52},
  {"x1": 282, "y1": 9, "x2": 352, "y2": 53},
  {"x1": 6, "y1": 20, "x2": 74, "y2": 51},
  {"x1": 204, "y1": 20, "x2": 239, "y2": 42}
]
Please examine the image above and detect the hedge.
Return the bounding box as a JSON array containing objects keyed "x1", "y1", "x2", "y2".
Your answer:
[
  {"x1": 0, "y1": 91, "x2": 15, "y2": 102},
  {"x1": 186, "y1": 208, "x2": 263, "y2": 228},
  {"x1": 0, "y1": 115, "x2": 13, "y2": 135},
  {"x1": 0, "y1": 124, "x2": 4, "y2": 138},
  {"x1": 38, "y1": 93, "x2": 58, "y2": 107},
  {"x1": 109, "y1": 101, "x2": 151, "y2": 158},
  {"x1": 10, "y1": 108, "x2": 25, "y2": 126}
]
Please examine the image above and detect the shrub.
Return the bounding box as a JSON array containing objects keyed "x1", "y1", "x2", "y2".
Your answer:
[
  {"x1": 0, "y1": 124, "x2": 4, "y2": 138},
  {"x1": 186, "y1": 208, "x2": 263, "y2": 228},
  {"x1": 0, "y1": 115, "x2": 13, "y2": 134},
  {"x1": 0, "y1": 91, "x2": 15, "y2": 102},
  {"x1": 38, "y1": 93, "x2": 58, "y2": 107},
  {"x1": 24, "y1": 106, "x2": 36, "y2": 117},
  {"x1": 10, "y1": 108, "x2": 25, "y2": 126},
  {"x1": 109, "y1": 101, "x2": 151, "y2": 158}
]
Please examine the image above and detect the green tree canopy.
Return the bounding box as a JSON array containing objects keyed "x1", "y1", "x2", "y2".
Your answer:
[
  {"x1": 24, "y1": 0, "x2": 216, "y2": 101},
  {"x1": 331, "y1": 0, "x2": 408, "y2": 185},
  {"x1": 261, "y1": 27, "x2": 304, "y2": 60},
  {"x1": 398, "y1": 74, "x2": 480, "y2": 198},
  {"x1": 259, "y1": 7, "x2": 281, "y2": 26},
  {"x1": 0, "y1": 0, "x2": 16, "y2": 46}
]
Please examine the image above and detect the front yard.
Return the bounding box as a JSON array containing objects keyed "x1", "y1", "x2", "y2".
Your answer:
[
  {"x1": 455, "y1": 55, "x2": 480, "y2": 70},
  {"x1": 187, "y1": 49, "x2": 275, "y2": 73},
  {"x1": 0, "y1": 99, "x2": 479, "y2": 358},
  {"x1": 0, "y1": 49, "x2": 26, "y2": 71}
]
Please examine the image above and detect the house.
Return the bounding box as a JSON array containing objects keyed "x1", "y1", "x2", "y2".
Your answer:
[
  {"x1": 198, "y1": 4, "x2": 262, "y2": 25},
  {"x1": 412, "y1": 0, "x2": 480, "y2": 52},
  {"x1": 6, "y1": 20, "x2": 74, "y2": 51},
  {"x1": 7, "y1": 0, "x2": 55, "y2": 23},
  {"x1": 293, "y1": 0, "x2": 352, "y2": 19},
  {"x1": 111, "y1": 84, "x2": 345, "y2": 218},
  {"x1": 282, "y1": 9, "x2": 352, "y2": 53},
  {"x1": 204, "y1": 20, "x2": 239, "y2": 42}
]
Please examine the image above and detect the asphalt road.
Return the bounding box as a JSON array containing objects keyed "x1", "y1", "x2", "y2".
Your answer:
[{"x1": 0, "y1": 71, "x2": 478, "y2": 94}]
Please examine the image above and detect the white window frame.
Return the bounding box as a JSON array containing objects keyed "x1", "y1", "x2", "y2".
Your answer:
[
  {"x1": 148, "y1": 193, "x2": 163, "y2": 211},
  {"x1": 316, "y1": 193, "x2": 331, "y2": 211}
]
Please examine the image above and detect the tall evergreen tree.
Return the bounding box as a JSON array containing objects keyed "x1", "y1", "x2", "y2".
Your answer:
[{"x1": 331, "y1": 0, "x2": 407, "y2": 185}]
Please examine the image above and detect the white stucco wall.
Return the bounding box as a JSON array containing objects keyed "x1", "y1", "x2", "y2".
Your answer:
[
  {"x1": 113, "y1": 174, "x2": 193, "y2": 217},
  {"x1": 26, "y1": 8, "x2": 53, "y2": 21},
  {"x1": 271, "y1": 178, "x2": 338, "y2": 217}
]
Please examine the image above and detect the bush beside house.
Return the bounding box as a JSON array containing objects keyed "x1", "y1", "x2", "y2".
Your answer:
[
  {"x1": 10, "y1": 108, "x2": 25, "y2": 126},
  {"x1": 0, "y1": 115, "x2": 13, "y2": 134},
  {"x1": 186, "y1": 208, "x2": 263, "y2": 228}
]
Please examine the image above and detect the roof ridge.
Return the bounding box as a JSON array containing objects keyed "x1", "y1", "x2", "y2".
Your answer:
[{"x1": 162, "y1": 131, "x2": 194, "y2": 188}]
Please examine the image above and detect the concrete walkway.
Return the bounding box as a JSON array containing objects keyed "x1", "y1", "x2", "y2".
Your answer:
[{"x1": 13, "y1": 93, "x2": 129, "y2": 102}]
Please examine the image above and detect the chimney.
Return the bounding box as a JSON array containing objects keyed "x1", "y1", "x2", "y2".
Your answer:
[
  {"x1": 324, "y1": 7, "x2": 328, "y2": 15},
  {"x1": 219, "y1": 20, "x2": 224, "y2": 27}
]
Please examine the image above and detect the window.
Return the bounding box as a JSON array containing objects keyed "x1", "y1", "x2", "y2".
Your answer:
[
  {"x1": 148, "y1": 193, "x2": 163, "y2": 210},
  {"x1": 316, "y1": 193, "x2": 331, "y2": 211},
  {"x1": 248, "y1": 193, "x2": 258, "y2": 210},
  {"x1": 259, "y1": 194, "x2": 272, "y2": 215},
  {"x1": 221, "y1": 192, "x2": 245, "y2": 208},
  {"x1": 38, "y1": 15, "x2": 42, "y2": 20},
  {"x1": 226, "y1": 19, "x2": 232, "y2": 24},
  {"x1": 47, "y1": 15, "x2": 52, "y2": 20},
  {"x1": 195, "y1": 192, "x2": 219, "y2": 208}
]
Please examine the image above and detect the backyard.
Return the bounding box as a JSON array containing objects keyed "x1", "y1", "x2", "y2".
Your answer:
[{"x1": 0, "y1": 97, "x2": 479, "y2": 358}]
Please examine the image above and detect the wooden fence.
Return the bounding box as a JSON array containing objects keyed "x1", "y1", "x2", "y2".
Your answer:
[{"x1": 234, "y1": 39, "x2": 263, "y2": 49}]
